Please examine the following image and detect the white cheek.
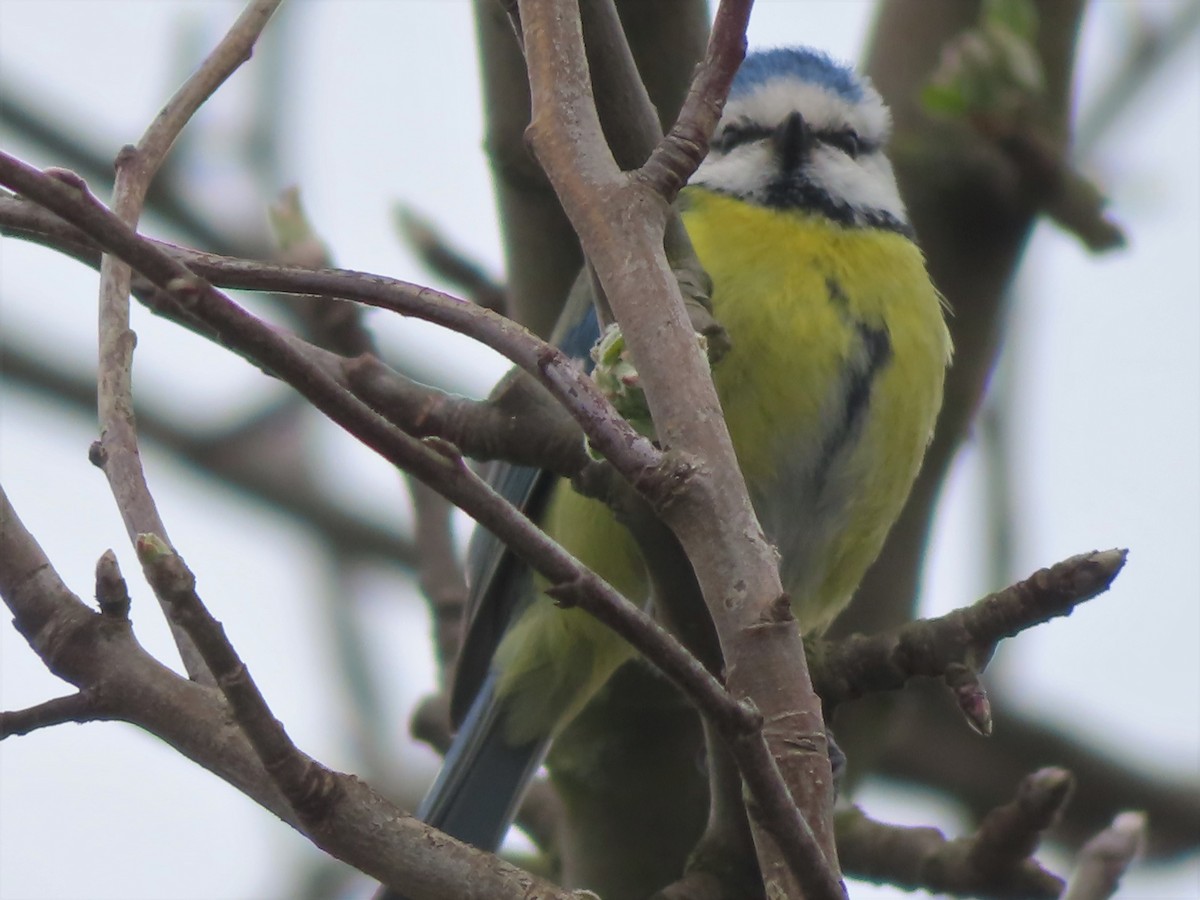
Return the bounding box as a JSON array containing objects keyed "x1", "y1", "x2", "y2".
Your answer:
[
  {"x1": 807, "y1": 150, "x2": 907, "y2": 221},
  {"x1": 693, "y1": 144, "x2": 774, "y2": 196}
]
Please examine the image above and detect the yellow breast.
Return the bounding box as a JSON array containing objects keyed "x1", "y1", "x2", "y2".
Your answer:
[
  {"x1": 680, "y1": 187, "x2": 951, "y2": 631},
  {"x1": 495, "y1": 188, "x2": 950, "y2": 740}
]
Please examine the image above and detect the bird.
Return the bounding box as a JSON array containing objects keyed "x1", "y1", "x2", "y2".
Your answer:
[{"x1": 386, "y1": 44, "x2": 952, "y2": 889}]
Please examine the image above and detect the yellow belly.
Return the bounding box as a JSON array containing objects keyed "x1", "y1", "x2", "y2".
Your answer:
[{"x1": 495, "y1": 188, "x2": 950, "y2": 741}]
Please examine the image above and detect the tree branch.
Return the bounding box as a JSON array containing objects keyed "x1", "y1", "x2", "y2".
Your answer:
[
  {"x1": 517, "y1": 1, "x2": 844, "y2": 897},
  {"x1": 393, "y1": 204, "x2": 507, "y2": 314},
  {"x1": 0, "y1": 74, "x2": 245, "y2": 254},
  {"x1": 813, "y1": 549, "x2": 1128, "y2": 713},
  {"x1": 345, "y1": 354, "x2": 590, "y2": 477},
  {"x1": 0, "y1": 192, "x2": 594, "y2": 480},
  {"x1": 0, "y1": 485, "x2": 577, "y2": 900},
  {"x1": 837, "y1": 768, "x2": 1071, "y2": 899},
  {"x1": 639, "y1": 0, "x2": 747, "y2": 198},
  {"x1": 0, "y1": 154, "x2": 781, "y2": 884},
  {"x1": 1, "y1": 693, "x2": 101, "y2": 738},
  {"x1": 0, "y1": 170, "x2": 659, "y2": 474},
  {"x1": 92, "y1": 0, "x2": 282, "y2": 683},
  {"x1": 872, "y1": 683, "x2": 1200, "y2": 861}
]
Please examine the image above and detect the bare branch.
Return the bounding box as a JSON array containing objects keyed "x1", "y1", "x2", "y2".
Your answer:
[
  {"x1": 875, "y1": 687, "x2": 1200, "y2": 861},
  {"x1": 1, "y1": 693, "x2": 100, "y2": 738},
  {"x1": 0, "y1": 155, "x2": 754, "y2": 838},
  {"x1": 1, "y1": 190, "x2": 597, "y2": 512},
  {"x1": 813, "y1": 549, "x2": 1128, "y2": 712},
  {"x1": 93, "y1": 0, "x2": 282, "y2": 682},
  {"x1": 134, "y1": 533, "x2": 338, "y2": 823},
  {"x1": 0, "y1": 485, "x2": 576, "y2": 900},
  {"x1": 837, "y1": 769, "x2": 1071, "y2": 899},
  {"x1": 640, "y1": 0, "x2": 749, "y2": 198},
  {"x1": 393, "y1": 204, "x2": 507, "y2": 314},
  {"x1": 970, "y1": 767, "x2": 1073, "y2": 881},
  {"x1": 517, "y1": 1, "x2": 842, "y2": 895},
  {"x1": 345, "y1": 353, "x2": 590, "y2": 477},
  {"x1": 0, "y1": 172, "x2": 658, "y2": 481}
]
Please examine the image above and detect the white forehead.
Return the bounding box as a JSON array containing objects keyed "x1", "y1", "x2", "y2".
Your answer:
[{"x1": 721, "y1": 77, "x2": 892, "y2": 143}]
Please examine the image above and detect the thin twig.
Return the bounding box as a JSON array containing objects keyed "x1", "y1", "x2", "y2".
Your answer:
[
  {"x1": 0, "y1": 192, "x2": 591, "y2": 515},
  {"x1": 836, "y1": 779, "x2": 1067, "y2": 900},
  {"x1": 812, "y1": 549, "x2": 1128, "y2": 712},
  {"x1": 875, "y1": 687, "x2": 1200, "y2": 860},
  {"x1": 93, "y1": 0, "x2": 282, "y2": 683},
  {"x1": 640, "y1": 0, "x2": 749, "y2": 198},
  {"x1": 1, "y1": 693, "x2": 100, "y2": 738},
  {"x1": 135, "y1": 533, "x2": 339, "y2": 821},
  {"x1": 1, "y1": 191, "x2": 593, "y2": 479},
  {"x1": 968, "y1": 767, "x2": 1073, "y2": 879},
  {"x1": 0, "y1": 159, "x2": 661, "y2": 485},
  {"x1": 393, "y1": 204, "x2": 507, "y2": 314},
  {"x1": 346, "y1": 353, "x2": 590, "y2": 476}
]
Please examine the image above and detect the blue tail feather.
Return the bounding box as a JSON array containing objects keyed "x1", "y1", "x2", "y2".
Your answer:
[{"x1": 374, "y1": 671, "x2": 548, "y2": 899}]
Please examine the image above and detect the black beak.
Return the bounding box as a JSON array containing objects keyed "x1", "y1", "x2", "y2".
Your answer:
[{"x1": 774, "y1": 111, "x2": 812, "y2": 172}]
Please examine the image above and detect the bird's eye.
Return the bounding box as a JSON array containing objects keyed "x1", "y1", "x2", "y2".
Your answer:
[
  {"x1": 712, "y1": 122, "x2": 770, "y2": 153},
  {"x1": 714, "y1": 124, "x2": 744, "y2": 153},
  {"x1": 825, "y1": 129, "x2": 862, "y2": 158}
]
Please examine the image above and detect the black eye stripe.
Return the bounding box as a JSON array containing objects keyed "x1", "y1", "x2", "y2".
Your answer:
[
  {"x1": 713, "y1": 123, "x2": 774, "y2": 152},
  {"x1": 816, "y1": 129, "x2": 873, "y2": 156},
  {"x1": 712, "y1": 121, "x2": 877, "y2": 156}
]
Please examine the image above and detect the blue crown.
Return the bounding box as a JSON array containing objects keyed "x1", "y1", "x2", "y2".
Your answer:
[{"x1": 731, "y1": 47, "x2": 863, "y2": 102}]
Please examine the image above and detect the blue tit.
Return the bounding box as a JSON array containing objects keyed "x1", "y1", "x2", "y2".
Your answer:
[{"x1": 410, "y1": 46, "x2": 951, "y2": 859}]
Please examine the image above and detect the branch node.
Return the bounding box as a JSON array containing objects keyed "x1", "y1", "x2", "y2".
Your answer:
[
  {"x1": 420, "y1": 435, "x2": 464, "y2": 463},
  {"x1": 113, "y1": 143, "x2": 140, "y2": 172},
  {"x1": 42, "y1": 167, "x2": 90, "y2": 193},
  {"x1": 545, "y1": 575, "x2": 585, "y2": 610}
]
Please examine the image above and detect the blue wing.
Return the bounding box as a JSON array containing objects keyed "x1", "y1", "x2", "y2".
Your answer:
[
  {"x1": 378, "y1": 303, "x2": 602, "y2": 900},
  {"x1": 449, "y1": 303, "x2": 602, "y2": 724}
]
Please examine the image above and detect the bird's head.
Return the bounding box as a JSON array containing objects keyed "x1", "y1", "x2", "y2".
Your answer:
[{"x1": 692, "y1": 47, "x2": 909, "y2": 232}]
